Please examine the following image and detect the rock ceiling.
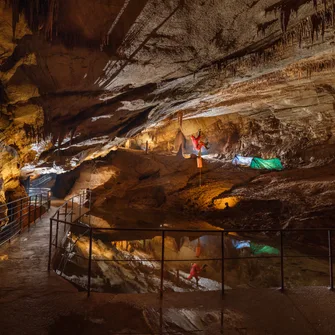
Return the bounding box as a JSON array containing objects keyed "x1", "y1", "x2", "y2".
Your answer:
[{"x1": 1, "y1": 0, "x2": 335, "y2": 185}]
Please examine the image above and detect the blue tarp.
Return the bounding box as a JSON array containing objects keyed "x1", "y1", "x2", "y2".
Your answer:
[
  {"x1": 231, "y1": 239, "x2": 280, "y2": 255},
  {"x1": 231, "y1": 239, "x2": 251, "y2": 249}
]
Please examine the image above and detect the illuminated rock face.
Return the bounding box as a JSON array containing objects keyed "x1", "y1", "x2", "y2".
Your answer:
[{"x1": 1, "y1": 0, "x2": 335, "y2": 206}]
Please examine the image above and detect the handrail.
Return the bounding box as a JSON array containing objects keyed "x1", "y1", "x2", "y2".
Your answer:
[
  {"x1": 50, "y1": 190, "x2": 89, "y2": 220},
  {"x1": 48, "y1": 190, "x2": 335, "y2": 299},
  {"x1": 0, "y1": 195, "x2": 32, "y2": 209},
  {"x1": 0, "y1": 192, "x2": 51, "y2": 247},
  {"x1": 48, "y1": 222, "x2": 335, "y2": 233},
  {"x1": 29, "y1": 187, "x2": 50, "y2": 193}
]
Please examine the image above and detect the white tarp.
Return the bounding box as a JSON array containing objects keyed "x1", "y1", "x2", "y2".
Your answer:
[{"x1": 232, "y1": 155, "x2": 253, "y2": 167}]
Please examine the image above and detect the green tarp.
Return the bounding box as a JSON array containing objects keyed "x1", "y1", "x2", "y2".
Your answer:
[
  {"x1": 250, "y1": 157, "x2": 283, "y2": 171},
  {"x1": 250, "y1": 243, "x2": 280, "y2": 256}
]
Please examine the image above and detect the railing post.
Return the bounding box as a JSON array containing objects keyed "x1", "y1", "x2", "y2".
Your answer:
[
  {"x1": 280, "y1": 230, "x2": 284, "y2": 292},
  {"x1": 48, "y1": 218, "x2": 53, "y2": 272},
  {"x1": 47, "y1": 190, "x2": 51, "y2": 210},
  {"x1": 88, "y1": 190, "x2": 92, "y2": 226},
  {"x1": 19, "y1": 199, "x2": 23, "y2": 233},
  {"x1": 40, "y1": 194, "x2": 42, "y2": 221},
  {"x1": 34, "y1": 195, "x2": 37, "y2": 224},
  {"x1": 28, "y1": 196, "x2": 31, "y2": 230},
  {"x1": 221, "y1": 231, "x2": 225, "y2": 299},
  {"x1": 87, "y1": 228, "x2": 93, "y2": 298},
  {"x1": 79, "y1": 193, "x2": 82, "y2": 218},
  {"x1": 55, "y1": 210, "x2": 60, "y2": 247},
  {"x1": 65, "y1": 202, "x2": 68, "y2": 221},
  {"x1": 38, "y1": 193, "x2": 43, "y2": 221},
  {"x1": 329, "y1": 230, "x2": 333, "y2": 290},
  {"x1": 64, "y1": 202, "x2": 68, "y2": 232},
  {"x1": 160, "y1": 230, "x2": 165, "y2": 299},
  {"x1": 71, "y1": 198, "x2": 74, "y2": 223}
]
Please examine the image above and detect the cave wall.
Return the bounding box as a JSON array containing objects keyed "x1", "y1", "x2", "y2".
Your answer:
[
  {"x1": 137, "y1": 69, "x2": 335, "y2": 167},
  {"x1": 0, "y1": 0, "x2": 335, "y2": 180}
]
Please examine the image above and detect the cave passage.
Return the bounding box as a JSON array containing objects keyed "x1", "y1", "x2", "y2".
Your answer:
[{"x1": 1, "y1": 0, "x2": 335, "y2": 333}]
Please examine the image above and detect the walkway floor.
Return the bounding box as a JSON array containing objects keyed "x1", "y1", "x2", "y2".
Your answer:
[{"x1": 0, "y1": 205, "x2": 335, "y2": 334}]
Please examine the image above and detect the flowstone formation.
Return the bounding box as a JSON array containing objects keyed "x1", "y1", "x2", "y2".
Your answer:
[{"x1": 0, "y1": 0, "x2": 335, "y2": 225}]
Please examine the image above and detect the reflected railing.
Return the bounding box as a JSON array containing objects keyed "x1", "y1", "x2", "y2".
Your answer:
[
  {"x1": 0, "y1": 191, "x2": 51, "y2": 247},
  {"x1": 48, "y1": 194, "x2": 335, "y2": 298},
  {"x1": 29, "y1": 187, "x2": 50, "y2": 197}
]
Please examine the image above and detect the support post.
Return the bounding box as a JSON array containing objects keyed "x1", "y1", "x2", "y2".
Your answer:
[
  {"x1": 19, "y1": 199, "x2": 23, "y2": 233},
  {"x1": 79, "y1": 193, "x2": 82, "y2": 218},
  {"x1": 221, "y1": 231, "x2": 225, "y2": 298},
  {"x1": 65, "y1": 202, "x2": 68, "y2": 221},
  {"x1": 145, "y1": 140, "x2": 149, "y2": 154},
  {"x1": 28, "y1": 196, "x2": 31, "y2": 230},
  {"x1": 47, "y1": 191, "x2": 51, "y2": 210},
  {"x1": 329, "y1": 230, "x2": 334, "y2": 290},
  {"x1": 88, "y1": 189, "x2": 92, "y2": 212},
  {"x1": 71, "y1": 198, "x2": 74, "y2": 223},
  {"x1": 87, "y1": 228, "x2": 93, "y2": 297},
  {"x1": 64, "y1": 202, "x2": 68, "y2": 232},
  {"x1": 160, "y1": 230, "x2": 165, "y2": 299},
  {"x1": 88, "y1": 189, "x2": 92, "y2": 226},
  {"x1": 55, "y1": 210, "x2": 59, "y2": 247},
  {"x1": 34, "y1": 195, "x2": 37, "y2": 224},
  {"x1": 40, "y1": 194, "x2": 42, "y2": 220},
  {"x1": 280, "y1": 230, "x2": 284, "y2": 291},
  {"x1": 48, "y1": 218, "x2": 53, "y2": 272}
]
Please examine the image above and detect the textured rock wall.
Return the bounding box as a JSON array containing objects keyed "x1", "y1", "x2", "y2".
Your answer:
[
  {"x1": 137, "y1": 68, "x2": 335, "y2": 167},
  {"x1": 1, "y1": 0, "x2": 335, "y2": 177},
  {"x1": 0, "y1": 6, "x2": 39, "y2": 211}
]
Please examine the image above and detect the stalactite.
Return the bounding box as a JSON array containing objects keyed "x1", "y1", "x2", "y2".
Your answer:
[
  {"x1": 11, "y1": 0, "x2": 20, "y2": 40},
  {"x1": 70, "y1": 127, "x2": 77, "y2": 145},
  {"x1": 8, "y1": 0, "x2": 59, "y2": 41},
  {"x1": 257, "y1": 19, "x2": 278, "y2": 36},
  {"x1": 57, "y1": 130, "x2": 66, "y2": 148},
  {"x1": 23, "y1": 123, "x2": 37, "y2": 141},
  {"x1": 280, "y1": 4, "x2": 292, "y2": 34},
  {"x1": 310, "y1": 12, "x2": 326, "y2": 42},
  {"x1": 44, "y1": 0, "x2": 58, "y2": 41},
  {"x1": 0, "y1": 81, "x2": 8, "y2": 106}
]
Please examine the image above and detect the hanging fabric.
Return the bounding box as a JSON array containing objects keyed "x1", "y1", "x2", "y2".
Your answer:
[
  {"x1": 196, "y1": 238, "x2": 201, "y2": 258},
  {"x1": 232, "y1": 155, "x2": 283, "y2": 171},
  {"x1": 177, "y1": 111, "x2": 183, "y2": 129}
]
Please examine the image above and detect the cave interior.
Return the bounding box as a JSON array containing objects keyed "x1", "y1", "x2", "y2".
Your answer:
[{"x1": 1, "y1": 0, "x2": 335, "y2": 333}]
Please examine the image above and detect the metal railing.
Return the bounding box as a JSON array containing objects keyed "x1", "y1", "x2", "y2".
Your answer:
[
  {"x1": 48, "y1": 189, "x2": 91, "y2": 272},
  {"x1": 0, "y1": 192, "x2": 51, "y2": 247},
  {"x1": 48, "y1": 192, "x2": 335, "y2": 298},
  {"x1": 29, "y1": 187, "x2": 50, "y2": 197}
]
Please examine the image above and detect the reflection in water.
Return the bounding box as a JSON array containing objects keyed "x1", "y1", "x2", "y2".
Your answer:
[
  {"x1": 69, "y1": 233, "x2": 225, "y2": 293},
  {"x1": 53, "y1": 214, "x2": 330, "y2": 293}
]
